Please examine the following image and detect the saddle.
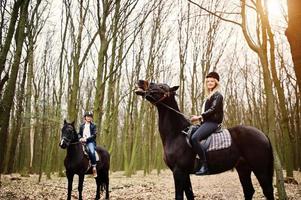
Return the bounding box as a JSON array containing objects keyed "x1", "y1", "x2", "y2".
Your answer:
[
  {"x1": 82, "y1": 145, "x2": 102, "y2": 173},
  {"x1": 182, "y1": 125, "x2": 231, "y2": 152},
  {"x1": 82, "y1": 145, "x2": 100, "y2": 162}
]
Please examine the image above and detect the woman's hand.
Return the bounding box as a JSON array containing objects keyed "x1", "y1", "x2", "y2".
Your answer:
[
  {"x1": 190, "y1": 115, "x2": 201, "y2": 122},
  {"x1": 80, "y1": 137, "x2": 87, "y2": 143}
]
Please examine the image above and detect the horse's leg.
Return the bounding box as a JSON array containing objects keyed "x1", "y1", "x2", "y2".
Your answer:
[
  {"x1": 95, "y1": 176, "x2": 101, "y2": 200},
  {"x1": 105, "y1": 171, "x2": 109, "y2": 200},
  {"x1": 173, "y1": 169, "x2": 185, "y2": 200},
  {"x1": 236, "y1": 162, "x2": 255, "y2": 200},
  {"x1": 183, "y1": 174, "x2": 194, "y2": 200},
  {"x1": 254, "y1": 172, "x2": 274, "y2": 200},
  {"x1": 78, "y1": 174, "x2": 85, "y2": 200},
  {"x1": 66, "y1": 171, "x2": 74, "y2": 200},
  {"x1": 253, "y1": 149, "x2": 274, "y2": 200}
]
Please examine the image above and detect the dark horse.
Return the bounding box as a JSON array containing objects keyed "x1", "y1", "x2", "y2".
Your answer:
[
  {"x1": 59, "y1": 120, "x2": 110, "y2": 200},
  {"x1": 135, "y1": 80, "x2": 274, "y2": 200}
]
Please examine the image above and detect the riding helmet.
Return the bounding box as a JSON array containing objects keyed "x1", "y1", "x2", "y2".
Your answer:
[
  {"x1": 84, "y1": 111, "x2": 93, "y2": 118},
  {"x1": 206, "y1": 72, "x2": 220, "y2": 81}
]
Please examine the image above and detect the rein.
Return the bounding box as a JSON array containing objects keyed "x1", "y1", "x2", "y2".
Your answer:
[
  {"x1": 145, "y1": 91, "x2": 191, "y2": 121},
  {"x1": 69, "y1": 141, "x2": 81, "y2": 145},
  {"x1": 158, "y1": 101, "x2": 191, "y2": 121},
  {"x1": 153, "y1": 93, "x2": 169, "y2": 105},
  {"x1": 61, "y1": 131, "x2": 80, "y2": 146}
]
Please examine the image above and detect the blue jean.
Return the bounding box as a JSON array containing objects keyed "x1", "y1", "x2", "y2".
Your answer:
[
  {"x1": 87, "y1": 142, "x2": 96, "y2": 166},
  {"x1": 191, "y1": 121, "x2": 219, "y2": 162}
]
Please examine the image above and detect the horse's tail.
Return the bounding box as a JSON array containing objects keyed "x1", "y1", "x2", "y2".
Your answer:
[{"x1": 267, "y1": 136, "x2": 274, "y2": 185}]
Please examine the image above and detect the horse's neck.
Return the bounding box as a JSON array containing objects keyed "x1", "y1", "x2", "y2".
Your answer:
[
  {"x1": 157, "y1": 98, "x2": 190, "y2": 143},
  {"x1": 67, "y1": 143, "x2": 84, "y2": 160}
]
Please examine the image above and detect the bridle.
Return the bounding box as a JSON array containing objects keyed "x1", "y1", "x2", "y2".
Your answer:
[
  {"x1": 61, "y1": 136, "x2": 80, "y2": 145},
  {"x1": 143, "y1": 82, "x2": 171, "y2": 105},
  {"x1": 61, "y1": 126, "x2": 80, "y2": 146},
  {"x1": 152, "y1": 92, "x2": 170, "y2": 105},
  {"x1": 143, "y1": 86, "x2": 191, "y2": 120}
]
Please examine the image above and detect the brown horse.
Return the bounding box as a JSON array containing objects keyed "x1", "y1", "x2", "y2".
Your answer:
[
  {"x1": 135, "y1": 80, "x2": 274, "y2": 200},
  {"x1": 59, "y1": 120, "x2": 110, "y2": 200}
]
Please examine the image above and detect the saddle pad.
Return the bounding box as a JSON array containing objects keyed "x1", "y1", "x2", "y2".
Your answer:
[
  {"x1": 207, "y1": 129, "x2": 231, "y2": 152},
  {"x1": 95, "y1": 152, "x2": 100, "y2": 161}
]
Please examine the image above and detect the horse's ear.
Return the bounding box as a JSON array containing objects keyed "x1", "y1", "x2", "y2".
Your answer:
[
  {"x1": 64, "y1": 119, "x2": 67, "y2": 125},
  {"x1": 144, "y1": 80, "x2": 149, "y2": 89},
  {"x1": 71, "y1": 121, "x2": 75, "y2": 127},
  {"x1": 170, "y1": 86, "x2": 179, "y2": 92}
]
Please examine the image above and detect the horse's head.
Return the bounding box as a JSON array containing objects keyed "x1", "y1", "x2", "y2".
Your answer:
[
  {"x1": 135, "y1": 80, "x2": 179, "y2": 105},
  {"x1": 59, "y1": 120, "x2": 78, "y2": 149}
]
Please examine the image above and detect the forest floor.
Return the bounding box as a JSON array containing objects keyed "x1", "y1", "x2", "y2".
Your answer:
[{"x1": 0, "y1": 170, "x2": 300, "y2": 200}]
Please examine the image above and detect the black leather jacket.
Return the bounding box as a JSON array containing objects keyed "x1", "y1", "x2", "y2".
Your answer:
[
  {"x1": 79, "y1": 122, "x2": 97, "y2": 143},
  {"x1": 201, "y1": 91, "x2": 224, "y2": 124}
]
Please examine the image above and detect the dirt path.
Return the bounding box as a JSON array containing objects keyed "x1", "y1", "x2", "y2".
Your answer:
[{"x1": 0, "y1": 170, "x2": 300, "y2": 199}]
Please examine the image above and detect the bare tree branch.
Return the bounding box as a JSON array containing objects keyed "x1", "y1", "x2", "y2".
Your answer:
[
  {"x1": 241, "y1": 0, "x2": 260, "y2": 53},
  {"x1": 187, "y1": 0, "x2": 242, "y2": 27}
]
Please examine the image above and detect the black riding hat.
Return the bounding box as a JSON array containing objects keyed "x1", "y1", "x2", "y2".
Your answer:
[
  {"x1": 206, "y1": 72, "x2": 220, "y2": 81},
  {"x1": 84, "y1": 111, "x2": 93, "y2": 118}
]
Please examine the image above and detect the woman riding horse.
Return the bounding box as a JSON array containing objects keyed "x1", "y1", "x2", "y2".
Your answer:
[
  {"x1": 135, "y1": 79, "x2": 274, "y2": 200},
  {"x1": 60, "y1": 120, "x2": 110, "y2": 200},
  {"x1": 190, "y1": 72, "x2": 223, "y2": 175},
  {"x1": 79, "y1": 111, "x2": 98, "y2": 177}
]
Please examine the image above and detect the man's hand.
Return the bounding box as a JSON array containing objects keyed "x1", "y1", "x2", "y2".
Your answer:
[{"x1": 80, "y1": 137, "x2": 87, "y2": 143}]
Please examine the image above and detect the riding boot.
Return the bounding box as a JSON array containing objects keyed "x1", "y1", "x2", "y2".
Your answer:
[
  {"x1": 195, "y1": 145, "x2": 209, "y2": 175},
  {"x1": 195, "y1": 162, "x2": 209, "y2": 175},
  {"x1": 92, "y1": 165, "x2": 97, "y2": 178}
]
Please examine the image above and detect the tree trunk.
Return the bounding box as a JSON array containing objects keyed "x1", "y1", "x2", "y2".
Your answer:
[
  {"x1": 286, "y1": 0, "x2": 301, "y2": 91},
  {"x1": 0, "y1": 0, "x2": 8, "y2": 48},
  {"x1": 38, "y1": 46, "x2": 49, "y2": 182},
  {"x1": 102, "y1": 0, "x2": 120, "y2": 148},
  {"x1": 0, "y1": 0, "x2": 29, "y2": 173},
  {"x1": 0, "y1": 0, "x2": 23, "y2": 78},
  {"x1": 266, "y1": 22, "x2": 294, "y2": 177},
  {"x1": 124, "y1": 34, "x2": 143, "y2": 176},
  {"x1": 57, "y1": 0, "x2": 70, "y2": 175},
  {"x1": 294, "y1": 89, "x2": 301, "y2": 170},
  {"x1": 240, "y1": 1, "x2": 287, "y2": 198},
  {"x1": 31, "y1": 77, "x2": 41, "y2": 173},
  {"x1": 67, "y1": 0, "x2": 97, "y2": 123},
  {"x1": 19, "y1": 28, "x2": 35, "y2": 176},
  {"x1": 5, "y1": 56, "x2": 28, "y2": 174},
  {"x1": 93, "y1": 0, "x2": 111, "y2": 133},
  {"x1": 177, "y1": 2, "x2": 190, "y2": 112}
]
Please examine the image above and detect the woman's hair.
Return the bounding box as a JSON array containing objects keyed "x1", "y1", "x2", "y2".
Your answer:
[{"x1": 204, "y1": 78, "x2": 220, "y2": 98}]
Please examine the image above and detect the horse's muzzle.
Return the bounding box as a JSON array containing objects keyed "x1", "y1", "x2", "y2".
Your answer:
[
  {"x1": 135, "y1": 87, "x2": 146, "y2": 95},
  {"x1": 59, "y1": 139, "x2": 67, "y2": 149}
]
